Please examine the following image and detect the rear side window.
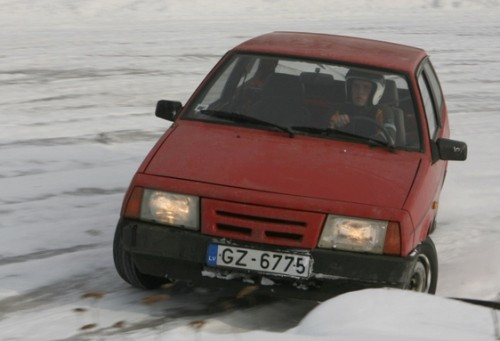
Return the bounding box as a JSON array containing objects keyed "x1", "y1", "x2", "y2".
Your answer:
[{"x1": 418, "y1": 73, "x2": 438, "y2": 140}]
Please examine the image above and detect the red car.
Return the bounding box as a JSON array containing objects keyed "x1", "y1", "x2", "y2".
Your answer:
[{"x1": 113, "y1": 32, "x2": 467, "y2": 298}]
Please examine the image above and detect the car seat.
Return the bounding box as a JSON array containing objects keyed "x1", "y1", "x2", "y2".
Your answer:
[
  {"x1": 300, "y1": 72, "x2": 345, "y2": 127},
  {"x1": 380, "y1": 79, "x2": 406, "y2": 146},
  {"x1": 250, "y1": 73, "x2": 310, "y2": 127}
]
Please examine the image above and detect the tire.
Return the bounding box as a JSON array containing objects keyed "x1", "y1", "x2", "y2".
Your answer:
[
  {"x1": 405, "y1": 237, "x2": 438, "y2": 294},
  {"x1": 428, "y1": 218, "x2": 437, "y2": 234},
  {"x1": 113, "y1": 223, "x2": 169, "y2": 290}
]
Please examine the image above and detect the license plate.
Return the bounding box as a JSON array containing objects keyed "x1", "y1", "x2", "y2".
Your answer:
[{"x1": 206, "y1": 244, "x2": 311, "y2": 278}]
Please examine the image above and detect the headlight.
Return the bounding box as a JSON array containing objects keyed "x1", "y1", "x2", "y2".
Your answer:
[
  {"x1": 318, "y1": 215, "x2": 388, "y2": 254},
  {"x1": 140, "y1": 189, "x2": 199, "y2": 230}
]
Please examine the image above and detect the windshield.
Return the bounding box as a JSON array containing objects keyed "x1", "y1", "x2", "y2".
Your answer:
[{"x1": 182, "y1": 54, "x2": 420, "y2": 150}]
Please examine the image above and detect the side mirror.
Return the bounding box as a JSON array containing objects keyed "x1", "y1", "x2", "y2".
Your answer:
[
  {"x1": 155, "y1": 100, "x2": 183, "y2": 122},
  {"x1": 433, "y1": 138, "x2": 467, "y2": 161}
]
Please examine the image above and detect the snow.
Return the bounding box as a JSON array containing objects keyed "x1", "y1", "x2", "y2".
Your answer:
[{"x1": 1, "y1": 0, "x2": 499, "y2": 339}]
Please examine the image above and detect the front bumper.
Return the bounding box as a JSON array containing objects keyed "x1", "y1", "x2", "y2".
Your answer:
[{"x1": 118, "y1": 218, "x2": 417, "y2": 300}]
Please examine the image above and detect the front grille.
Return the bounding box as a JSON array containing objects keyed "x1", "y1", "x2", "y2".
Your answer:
[{"x1": 202, "y1": 198, "x2": 325, "y2": 248}]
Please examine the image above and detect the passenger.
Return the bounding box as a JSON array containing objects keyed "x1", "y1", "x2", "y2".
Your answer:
[
  {"x1": 329, "y1": 69, "x2": 396, "y2": 143},
  {"x1": 235, "y1": 58, "x2": 278, "y2": 113},
  {"x1": 246, "y1": 58, "x2": 279, "y2": 88}
]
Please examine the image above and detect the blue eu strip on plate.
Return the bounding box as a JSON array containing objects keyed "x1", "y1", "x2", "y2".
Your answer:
[{"x1": 206, "y1": 243, "x2": 218, "y2": 265}]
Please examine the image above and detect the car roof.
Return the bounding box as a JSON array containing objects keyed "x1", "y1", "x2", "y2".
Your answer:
[{"x1": 232, "y1": 32, "x2": 428, "y2": 74}]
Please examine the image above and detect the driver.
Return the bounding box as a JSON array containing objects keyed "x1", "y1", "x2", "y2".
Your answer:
[{"x1": 328, "y1": 69, "x2": 396, "y2": 143}]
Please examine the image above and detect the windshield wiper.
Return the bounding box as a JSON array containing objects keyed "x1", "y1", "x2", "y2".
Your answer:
[
  {"x1": 291, "y1": 126, "x2": 364, "y2": 139},
  {"x1": 366, "y1": 136, "x2": 396, "y2": 151},
  {"x1": 200, "y1": 109, "x2": 295, "y2": 137},
  {"x1": 291, "y1": 126, "x2": 395, "y2": 151}
]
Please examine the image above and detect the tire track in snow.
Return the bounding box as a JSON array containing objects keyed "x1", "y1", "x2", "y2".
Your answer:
[{"x1": 0, "y1": 243, "x2": 104, "y2": 266}]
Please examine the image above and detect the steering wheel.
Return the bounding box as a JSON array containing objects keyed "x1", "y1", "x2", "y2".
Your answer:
[{"x1": 348, "y1": 116, "x2": 394, "y2": 144}]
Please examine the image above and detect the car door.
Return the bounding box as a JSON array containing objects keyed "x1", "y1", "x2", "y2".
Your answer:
[{"x1": 412, "y1": 59, "x2": 449, "y2": 242}]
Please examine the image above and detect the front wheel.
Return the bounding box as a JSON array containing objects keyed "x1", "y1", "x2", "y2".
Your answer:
[
  {"x1": 113, "y1": 223, "x2": 170, "y2": 289},
  {"x1": 405, "y1": 238, "x2": 438, "y2": 294}
]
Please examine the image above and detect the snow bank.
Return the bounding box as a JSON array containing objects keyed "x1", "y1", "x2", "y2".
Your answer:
[
  {"x1": 102, "y1": 289, "x2": 498, "y2": 340},
  {"x1": 295, "y1": 288, "x2": 496, "y2": 340}
]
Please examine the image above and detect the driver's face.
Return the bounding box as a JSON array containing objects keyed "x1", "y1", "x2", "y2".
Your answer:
[{"x1": 351, "y1": 79, "x2": 373, "y2": 106}]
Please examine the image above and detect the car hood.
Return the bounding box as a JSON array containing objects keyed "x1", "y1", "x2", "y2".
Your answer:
[{"x1": 145, "y1": 122, "x2": 420, "y2": 208}]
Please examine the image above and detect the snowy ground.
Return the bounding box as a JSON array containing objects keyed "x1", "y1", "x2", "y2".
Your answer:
[{"x1": 1, "y1": 0, "x2": 499, "y2": 340}]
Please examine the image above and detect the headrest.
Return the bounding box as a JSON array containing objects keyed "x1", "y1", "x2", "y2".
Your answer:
[
  {"x1": 300, "y1": 72, "x2": 335, "y2": 86},
  {"x1": 300, "y1": 72, "x2": 334, "y2": 97},
  {"x1": 300, "y1": 72, "x2": 346, "y2": 102},
  {"x1": 380, "y1": 79, "x2": 399, "y2": 106},
  {"x1": 262, "y1": 73, "x2": 304, "y2": 100}
]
